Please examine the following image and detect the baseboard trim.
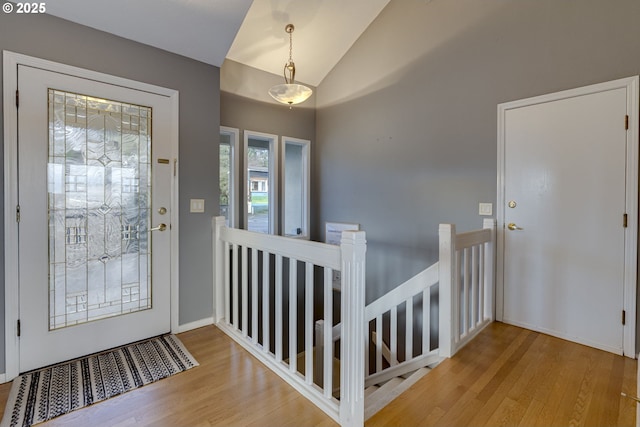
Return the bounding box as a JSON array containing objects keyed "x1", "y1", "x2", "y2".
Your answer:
[{"x1": 176, "y1": 317, "x2": 214, "y2": 333}]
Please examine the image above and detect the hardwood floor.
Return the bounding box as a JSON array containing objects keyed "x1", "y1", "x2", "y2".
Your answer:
[
  {"x1": 0, "y1": 322, "x2": 635, "y2": 426},
  {"x1": 369, "y1": 322, "x2": 637, "y2": 427},
  {"x1": 0, "y1": 326, "x2": 338, "y2": 427}
]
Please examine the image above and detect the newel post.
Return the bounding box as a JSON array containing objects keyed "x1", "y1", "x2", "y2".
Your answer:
[
  {"x1": 483, "y1": 218, "x2": 496, "y2": 322},
  {"x1": 339, "y1": 230, "x2": 366, "y2": 427},
  {"x1": 438, "y1": 224, "x2": 456, "y2": 358},
  {"x1": 213, "y1": 216, "x2": 226, "y2": 323}
]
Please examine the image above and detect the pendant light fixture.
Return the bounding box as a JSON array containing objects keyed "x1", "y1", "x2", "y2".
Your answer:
[{"x1": 268, "y1": 24, "x2": 312, "y2": 108}]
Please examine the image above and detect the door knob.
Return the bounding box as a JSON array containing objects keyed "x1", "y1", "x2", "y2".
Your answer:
[
  {"x1": 150, "y1": 223, "x2": 167, "y2": 232},
  {"x1": 507, "y1": 223, "x2": 523, "y2": 231}
]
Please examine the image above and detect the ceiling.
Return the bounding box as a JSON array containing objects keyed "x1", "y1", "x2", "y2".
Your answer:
[{"x1": 45, "y1": 0, "x2": 391, "y2": 87}]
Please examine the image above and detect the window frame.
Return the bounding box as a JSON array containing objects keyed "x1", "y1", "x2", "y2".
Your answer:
[
  {"x1": 219, "y1": 126, "x2": 240, "y2": 228},
  {"x1": 281, "y1": 136, "x2": 311, "y2": 239}
]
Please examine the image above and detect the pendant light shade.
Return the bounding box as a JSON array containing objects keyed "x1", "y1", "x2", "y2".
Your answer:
[{"x1": 269, "y1": 24, "x2": 312, "y2": 107}]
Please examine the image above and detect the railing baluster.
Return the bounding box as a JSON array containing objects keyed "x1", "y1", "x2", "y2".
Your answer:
[
  {"x1": 262, "y1": 251, "x2": 270, "y2": 354},
  {"x1": 479, "y1": 243, "x2": 485, "y2": 326},
  {"x1": 375, "y1": 315, "x2": 382, "y2": 372},
  {"x1": 251, "y1": 248, "x2": 258, "y2": 344},
  {"x1": 305, "y1": 262, "x2": 313, "y2": 385},
  {"x1": 242, "y1": 245, "x2": 248, "y2": 336},
  {"x1": 422, "y1": 288, "x2": 429, "y2": 354},
  {"x1": 406, "y1": 297, "x2": 413, "y2": 361},
  {"x1": 232, "y1": 243, "x2": 239, "y2": 329},
  {"x1": 470, "y1": 245, "x2": 479, "y2": 329},
  {"x1": 323, "y1": 267, "x2": 333, "y2": 398},
  {"x1": 463, "y1": 248, "x2": 470, "y2": 336},
  {"x1": 224, "y1": 241, "x2": 230, "y2": 324},
  {"x1": 275, "y1": 254, "x2": 283, "y2": 362},
  {"x1": 289, "y1": 259, "x2": 298, "y2": 372},
  {"x1": 390, "y1": 306, "x2": 397, "y2": 365}
]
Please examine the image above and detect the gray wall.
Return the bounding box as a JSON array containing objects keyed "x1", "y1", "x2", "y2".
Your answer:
[
  {"x1": 0, "y1": 12, "x2": 220, "y2": 372},
  {"x1": 315, "y1": 0, "x2": 640, "y2": 305}
]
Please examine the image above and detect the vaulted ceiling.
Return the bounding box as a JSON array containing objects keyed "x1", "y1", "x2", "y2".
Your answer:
[{"x1": 45, "y1": 0, "x2": 391, "y2": 87}]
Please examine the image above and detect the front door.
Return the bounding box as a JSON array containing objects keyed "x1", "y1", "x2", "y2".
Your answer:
[
  {"x1": 16, "y1": 63, "x2": 174, "y2": 372},
  {"x1": 498, "y1": 77, "x2": 638, "y2": 356}
]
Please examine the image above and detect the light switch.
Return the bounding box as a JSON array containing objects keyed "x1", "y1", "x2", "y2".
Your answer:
[
  {"x1": 479, "y1": 202, "x2": 493, "y2": 216},
  {"x1": 190, "y1": 199, "x2": 205, "y2": 213}
]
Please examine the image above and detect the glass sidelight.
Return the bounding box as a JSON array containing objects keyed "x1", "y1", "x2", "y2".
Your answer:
[
  {"x1": 244, "y1": 131, "x2": 278, "y2": 234},
  {"x1": 47, "y1": 89, "x2": 153, "y2": 330}
]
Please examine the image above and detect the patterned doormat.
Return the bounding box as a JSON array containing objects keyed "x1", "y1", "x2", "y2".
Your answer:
[{"x1": 1, "y1": 334, "x2": 198, "y2": 427}]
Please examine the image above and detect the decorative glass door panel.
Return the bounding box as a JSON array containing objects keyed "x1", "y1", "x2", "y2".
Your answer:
[{"x1": 48, "y1": 89, "x2": 153, "y2": 329}]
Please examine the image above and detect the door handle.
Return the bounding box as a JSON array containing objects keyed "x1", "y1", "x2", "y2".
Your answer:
[
  {"x1": 507, "y1": 223, "x2": 523, "y2": 231},
  {"x1": 149, "y1": 223, "x2": 167, "y2": 232}
]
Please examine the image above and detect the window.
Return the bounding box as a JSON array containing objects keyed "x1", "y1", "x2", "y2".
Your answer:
[
  {"x1": 244, "y1": 131, "x2": 278, "y2": 234},
  {"x1": 222, "y1": 128, "x2": 310, "y2": 237},
  {"x1": 219, "y1": 127, "x2": 239, "y2": 227},
  {"x1": 282, "y1": 137, "x2": 310, "y2": 238}
]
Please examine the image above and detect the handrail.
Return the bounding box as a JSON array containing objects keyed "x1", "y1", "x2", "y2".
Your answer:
[{"x1": 365, "y1": 262, "x2": 439, "y2": 321}]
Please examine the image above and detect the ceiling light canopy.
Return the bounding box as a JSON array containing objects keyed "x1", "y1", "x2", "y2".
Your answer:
[{"x1": 268, "y1": 24, "x2": 312, "y2": 108}]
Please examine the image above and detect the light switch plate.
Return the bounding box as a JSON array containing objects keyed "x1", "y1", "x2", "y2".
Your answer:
[
  {"x1": 479, "y1": 202, "x2": 493, "y2": 216},
  {"x1": 190, "y1": 199, "x2": 205, "y2": 213}
]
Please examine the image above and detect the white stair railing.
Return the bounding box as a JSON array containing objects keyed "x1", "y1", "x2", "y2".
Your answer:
[
  {"x1": 364, "y1": 262, "x2": 441, "y2": 387},
  {"x1": 212, "y1": 217, "x2": 366, "y2": 427},
  {"x1": 439, "y1": 218, "x2": 495, "y2": 357},
  {"x1": 212, "y1": 217, "x2": 494, "y2": 426},
  {"x1": 362, "y1": 219, "x2": 496, "y2": 387}
]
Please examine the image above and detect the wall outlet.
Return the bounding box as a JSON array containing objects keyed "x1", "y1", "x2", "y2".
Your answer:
[{"x1": 479, "y1": 202, "x2": 493, "y2": 216}]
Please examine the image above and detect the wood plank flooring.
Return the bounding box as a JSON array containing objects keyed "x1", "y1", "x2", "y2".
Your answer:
[
  {"x1": 369, "y1": 322, "x2": 636, "y2": 427},
  {"x1": 0, "y1": 322, "x2": 634, "y2": 426},
  {"x1": 0, "y1": 326, "x2": 338, "y2": 427}
]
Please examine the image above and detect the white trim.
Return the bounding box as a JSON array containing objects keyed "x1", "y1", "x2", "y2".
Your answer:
[
  {"x1": 3, "y1": 51, "x2": 20, "y2": 380},
  {"x1": 219, "y1": 126, "x2": 240, "y2": 228},
  {"x1": 281, "y1": 136, "x2": 311, "y2": 239},
  {"x1": 169, "y1": 94, "x2": 180, "y2": 335},
  {"x1": 496, "y1": 76, "x2": 638, "y2": 357},
  {"x1": 243, "y1": 130, "x2": 279, "y2": 235},
  {"x1": 0, "y1": 373, "x2": 7, "y2": 385},
  {"x1": 2, "y1": 51, "x2": 180, "y2": 379},
  {"x1": 177, "y1": 317, "x2": 214, "y2": 334}
]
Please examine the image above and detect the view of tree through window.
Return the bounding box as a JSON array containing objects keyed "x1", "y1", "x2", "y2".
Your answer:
[
  {"x1": 219, "y1": 134, "x2": 231, "y2": 224},
  {"x1": 247, "y1": 138, "x2": 272, "y2": 233}
]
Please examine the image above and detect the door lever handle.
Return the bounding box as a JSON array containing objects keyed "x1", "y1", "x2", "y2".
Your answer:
[
  {"x1": 507, "y1": 223, "x2": 523, "y2": 231},
  {"x1": 149, "y1": 223, "x2": 167, "y2": 232}
]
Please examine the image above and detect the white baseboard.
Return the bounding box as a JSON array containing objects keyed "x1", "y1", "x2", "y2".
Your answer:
[
  {"x1": 176, "y1": 317, "x2": 214, "y2": 334},
  {"x1": 0, "y1": 373, "x2": 8, "y2": 384}
]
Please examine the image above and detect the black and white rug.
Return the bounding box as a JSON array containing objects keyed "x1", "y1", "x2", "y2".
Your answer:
[{"x1": 1, "y1": 334, "x2": 198, "y2": 427}]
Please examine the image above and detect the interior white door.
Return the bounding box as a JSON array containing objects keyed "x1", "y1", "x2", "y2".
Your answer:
[
  {"x1": 499, "y1": 80, "x2": 637, "y2": 356},
  {"x1": 18, "y1": 64, "x2": 173, "y2": 372}
]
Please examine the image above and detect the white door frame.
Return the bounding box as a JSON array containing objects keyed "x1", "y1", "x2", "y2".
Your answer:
[
  {"x1": 496, "y1": 76, "x2": 639, "y2": 357},
  {"x1": 2, "y1": 51, "x2": 180, "y2": 380}
]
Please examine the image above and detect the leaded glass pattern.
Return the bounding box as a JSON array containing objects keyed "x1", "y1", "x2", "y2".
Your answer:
[{"x1": 48, "y1": 89, "x2": 152, "y2": 330}]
